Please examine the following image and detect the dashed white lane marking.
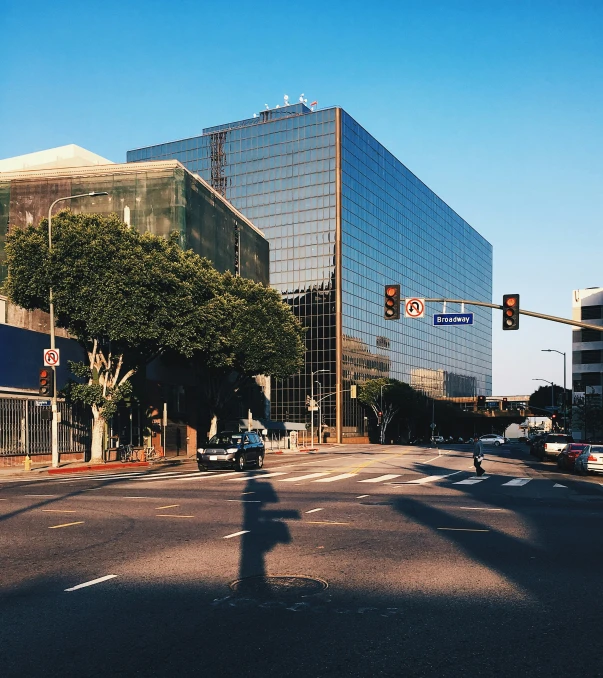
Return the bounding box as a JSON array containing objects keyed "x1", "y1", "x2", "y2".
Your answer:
[
  {"x1": 25, "y1": 494, "x2": 56, "y2": 497},
  {"x1": 502, "y1": 478, "x2": 532, "y2": 487},
  {"x1": 438, "y1": 527, "x2": 490, "y2": 533},
  {"x1": 453, "y1": 476, "x2": 490, "y2": 485},
  {"x1": 223, "y1": 530, "x2": 249, "y2": 539},
  {"x1": 314, "y1": 473, "x2": 357, "y2": 483},
  {"x1": 405, "y1": 471, "x2": 463, "y2": 484},
  {"x1": 553, "y1": 483, "x2": 567, "y2": 488},
  {"x1": 279, "y1": 472, "x2": 331, "y2": 482},
  {"x1": 155, "y1": 504, "x2": 179, "y2": 509},
  {"x1": 123, "y1": 496, "x2": 148, "y2": 499},
  {"x1": 225, "y1": 472, "x2": 288, "y2": 481},
  {"x1": 65, "y1": 575, "x2": 117, "y2": 592},
  {"x1": 356, "y1": 495, "x2": 370, "y2": 499},
  {"x1": 227, "y1": 499, "x2": 261, "y2": 503},
  {"x1": 306, "y1": 508, "x2": 323, "y2": 513},
  {"x1": 458, "y1": 507, "x2": 505, "y2": 512},
  {"x1": 358, "y1": 474, "x2": 401, "y2": 483}
]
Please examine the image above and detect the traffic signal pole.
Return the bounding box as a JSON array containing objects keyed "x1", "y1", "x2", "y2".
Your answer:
[{"x1": 422, "y1": 299, "x2": 603, "y2": 333}]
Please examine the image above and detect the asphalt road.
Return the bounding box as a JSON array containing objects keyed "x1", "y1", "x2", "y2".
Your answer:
[{"x1": 1, "y1": 443, "x2": 602, "y2": 677}]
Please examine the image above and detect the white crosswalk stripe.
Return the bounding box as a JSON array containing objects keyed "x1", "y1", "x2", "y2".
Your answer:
[
  {"x1": 453, "y1": 476, "x2": 491, "y2": 485},
  {"x1": 314, "y1": 473, "x2": 357, "y2": 483},
  {"x1": 405, "y1": 472, "x2": 462, "y2": 484},
  {"x1": 358, "y1": 474, "x2": 401, "y2": 483},
  {"x1": 225, "y1": 472, "x2": 288, "y2": 481},
  {"x1": 279, "y1": 472, "x2": 331, "y2": 482},
  {"x1": 502, "y1": 478, "x2": 532, "y2": 487}
]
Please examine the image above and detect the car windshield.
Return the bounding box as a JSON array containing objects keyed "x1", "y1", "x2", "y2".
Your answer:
[
  {"x1": 590, "y1": 445, "x2": 603, "y2": 453},
  {"x1": 207, "y1": 433, "x2": 242, "y2": 446}
]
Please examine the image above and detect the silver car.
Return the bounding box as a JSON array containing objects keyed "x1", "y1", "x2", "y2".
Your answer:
[
  {"x1": 574, "y1": 444, "x2": 603, "y2": 475},
  {"x1": 479, "y1": 434, "x2": 505, "y2": 447}
]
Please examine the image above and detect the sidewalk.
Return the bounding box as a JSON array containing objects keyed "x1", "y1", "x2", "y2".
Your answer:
[{"x1": 0, "y1": 455, "x2": 194, "y2": 478}]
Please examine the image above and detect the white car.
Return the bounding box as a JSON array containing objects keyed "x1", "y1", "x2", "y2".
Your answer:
[
  {"x1": 575, "y1": 444, "x2": 603, "y2": 475},
  {"x1": 479, "y1": 434, "x2": 505, "y2": 447}
]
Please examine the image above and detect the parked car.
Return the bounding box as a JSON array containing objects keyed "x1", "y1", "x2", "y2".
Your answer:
[
  {"x1": 556, "y1": 443, "x2": 587, "y2": 471},
  {"x1": 535, "y1": 433, "x2": 574, "y2": 461},
  {"x1": 197, "y1": 431, "x2": 265, "y2": 472},
  {"x1": 574, "y1": 444, "x2": 603, "y2": 475},
  {"x1": 479, "y1": 434, "x2": 505, "y2": 447},
  {"x1": 431, "y1": 435, "x2": 445, "y2": 444}
]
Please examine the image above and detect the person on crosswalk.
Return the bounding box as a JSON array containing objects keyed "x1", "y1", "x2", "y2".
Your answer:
[{"x1": 473, "y1": 437, "x2": 486, "y2": 477}]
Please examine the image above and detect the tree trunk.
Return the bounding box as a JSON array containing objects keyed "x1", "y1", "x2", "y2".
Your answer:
[
  {"x1": 90, "y1": 408, "x2": 106, "y2": 463},
  {"x1": 208, "y1": 414, "x2": 218, "y2": 440}
]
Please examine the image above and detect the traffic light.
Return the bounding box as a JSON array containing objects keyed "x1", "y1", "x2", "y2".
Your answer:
[
  {"x1": 39, "y1": 368, "x2": 53, "y2": 397},
  {"x1": 384, "y1": 285, "x2": 400, "y2": 320},
  {"x1": 477, "y1": 395, "x2": 486, "y2": 410},
  {"x1": 502, "y1": 294, "x2": 520, "y2": 330},
  {"x1": 501, "y1": 397, "x2": 508, "y2": 411},
  {"x1": 377, "y1": 411, "x2": 383, "y2": 425}
]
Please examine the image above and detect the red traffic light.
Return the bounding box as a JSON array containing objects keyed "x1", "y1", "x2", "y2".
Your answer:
[
  {"x1": 502, "y1": 294, "x2": 520, "y2": 331},
  {"x1": 39, "y1": 367, "x2": 53, "y2": 396},
  {"x1": 384, "y1": 284, "x2": 400, "y2": 320}
]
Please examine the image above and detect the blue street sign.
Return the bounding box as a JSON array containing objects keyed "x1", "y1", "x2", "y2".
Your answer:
[{"x1": 433, "y1": 313, "x2": 474, "y2": 326}]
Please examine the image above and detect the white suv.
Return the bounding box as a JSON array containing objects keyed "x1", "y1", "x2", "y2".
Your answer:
[{"x1": 479, "y1": 434, "x2": 505, "y2": 447}]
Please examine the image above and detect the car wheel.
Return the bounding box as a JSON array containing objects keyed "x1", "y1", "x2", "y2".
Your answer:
[
  {"x1": 257, "y1": 454, "x2": 264, "y2": 469},
  {"x1": 494, "y1": 441, "x2": 500, "y2": 447},
  {"x1": 236, "y1": 454, "x2": 246, "y2": 472}
]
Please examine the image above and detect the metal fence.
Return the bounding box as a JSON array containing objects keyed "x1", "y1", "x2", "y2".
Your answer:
[{"x1": 0, "y1": 397, "x2": 91, "y2": 456}]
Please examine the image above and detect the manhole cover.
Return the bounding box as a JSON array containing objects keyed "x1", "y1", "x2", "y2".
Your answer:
[{"x1": 229, "y1": 575, "x2": 328, "y2": 598}]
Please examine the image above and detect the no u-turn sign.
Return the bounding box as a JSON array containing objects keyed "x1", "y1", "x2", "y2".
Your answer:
[
  {"x1": 405, "y1": 298, "x2": 425, "y2": 318},
  {"x1": 43, "y1": 349, "x2": 60, "y2": 367}
]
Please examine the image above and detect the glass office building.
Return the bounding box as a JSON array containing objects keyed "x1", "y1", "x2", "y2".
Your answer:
[{"x1": 128, "y1": 104, "x2": 492, "y2": 442}]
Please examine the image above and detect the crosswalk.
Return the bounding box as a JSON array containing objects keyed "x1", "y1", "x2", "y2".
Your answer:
[{"x1": 0, "y1": 468, "x2": 570, "y2": 491}]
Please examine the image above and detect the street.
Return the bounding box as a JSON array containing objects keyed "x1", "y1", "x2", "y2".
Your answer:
[{"x1": 1, "y1": 444, "x2": 602, "y2": 677}]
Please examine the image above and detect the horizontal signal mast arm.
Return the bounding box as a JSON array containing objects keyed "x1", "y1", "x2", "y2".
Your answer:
[{"x1": 423, "y1": 299, "x2": 603, "y2": 332}]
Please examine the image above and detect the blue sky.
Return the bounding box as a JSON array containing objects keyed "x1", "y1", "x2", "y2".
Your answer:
[{"x1": 1, "y1": 0, "x2": 601, "y2": 395}]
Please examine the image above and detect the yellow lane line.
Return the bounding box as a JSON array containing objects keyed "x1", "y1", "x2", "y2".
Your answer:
[
  {"x1": 156, "y1": 514, "x2": 195, "y2": 518},
  {"x1": 155, "y1": 504, "x2": 180, "y2": 509},
  {"x1": 49, "y1": 521, "x2": 84, "y2": 529},
  {"x1": 42, "y1": 509, "x2": 77, "y2": 513}
]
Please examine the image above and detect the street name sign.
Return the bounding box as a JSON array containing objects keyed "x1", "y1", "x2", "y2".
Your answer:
[
  {"x1": 405, "y1": 298, "x2": 425, "y2": 318},
  {"x1": 433, "y1": 313, "x2": 474, "y2": 326}
]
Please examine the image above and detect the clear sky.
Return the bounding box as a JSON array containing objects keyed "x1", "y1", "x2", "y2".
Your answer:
[{"x1": 1, "y1": 0, "x2": 601, "y2": 396}]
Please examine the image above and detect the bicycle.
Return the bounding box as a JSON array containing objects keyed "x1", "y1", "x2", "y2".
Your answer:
[{"x1": 119, "y1": 444, "x2": 138, "y2": 463}]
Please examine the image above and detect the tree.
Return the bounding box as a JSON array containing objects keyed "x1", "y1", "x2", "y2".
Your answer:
[
  {"x1": 357, "y1": 378, "x2": 421, "y2": 444},
  {"x1": 187, "y1": 272, "x2": 306, "y2": 438},
  {"x1": 4, "y1": 211, "x2": 221, "y2": 461}
]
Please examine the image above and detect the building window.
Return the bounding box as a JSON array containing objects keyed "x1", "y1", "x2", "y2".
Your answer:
[
  {"x1": 581, "y1": 305, "x2": 602, "y2": 321},
  {"x1": 581, "y1": 329, "x2": 602, "y2": 342},
  {"x1": 581, "y1": 350, "x2": 602, "y2": 364},
  {"x1": 581, "y1": 372, "x2": 602, "y2": 386}
]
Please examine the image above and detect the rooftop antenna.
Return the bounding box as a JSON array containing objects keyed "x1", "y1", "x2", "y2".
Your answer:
[
  {"x1": 265, "y1": 104, "x2": 269, "y2": 109},
  {"x1": 299, "y1": 93, "x2": 308, "y2": 105},
  {"x1": 284, "y1": 94, "x2": 289, "y2": 106}
]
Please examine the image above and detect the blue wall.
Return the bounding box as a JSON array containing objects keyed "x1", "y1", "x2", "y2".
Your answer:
[{"x1": 0, "y1": 325, "x2": 86, "y2": 391}]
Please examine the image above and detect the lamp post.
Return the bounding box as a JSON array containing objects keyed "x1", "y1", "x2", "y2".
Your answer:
[
  {"x1": 310, "y1": 369, "x2": 327, "y2": 446},
  {"x1": 48, "y1": 192, "x2": 108, "y2": 468},
  {"x1": 542, "y1": 349, "x2": 567, "y2": 432}
]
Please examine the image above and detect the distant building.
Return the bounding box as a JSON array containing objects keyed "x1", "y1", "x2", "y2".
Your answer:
[
  {"x1": 0, "y1": 154, "x2": 269, "y2": 458},
  {"x1": 129, "y1": 102, "x2": 493, "y2": 442}
]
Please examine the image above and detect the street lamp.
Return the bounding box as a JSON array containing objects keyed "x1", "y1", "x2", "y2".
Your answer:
[
  {"x1": 48, "y1": 192, "x2": 109, "y2": 468},
  {"x1": 310, "y1": 369, "x2": 327, "y2": 446},
  {"x1": 542, "y1": 349, "x2": 567, "y2": 432}
]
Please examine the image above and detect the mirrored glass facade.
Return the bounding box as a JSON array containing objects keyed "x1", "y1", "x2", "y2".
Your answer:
[{"x1": 128, "y1": 105, "x2": 492, "y2": 440}]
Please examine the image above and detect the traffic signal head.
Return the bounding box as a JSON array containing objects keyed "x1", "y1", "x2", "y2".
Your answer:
[
  {"x1": 384, "y1": 285, "x2": 400, "y2": 320},
  {"x1": 501, "y1": 397, "x2": 508, "y2": 411},
  {"x1": 477, "y1": 395, "x2": 486, "y2": 409},
  {"x1": 39, "y1": 368, "x2": 53, "y2": 397},
  {"x1": 502, "y1": 294, "x2": 520, "y2": 330}
]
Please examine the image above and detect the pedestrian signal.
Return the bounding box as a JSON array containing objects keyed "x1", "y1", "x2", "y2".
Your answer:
[
  {"x1": 384, "y1": 285, "x2": 400, "y2": 320},
  {"x1": 477, "y1": 395, "x2": 486, "y2": 409},
  {"x1": 39, "y1": 368, "x2": 53, "y2": 397},
  {"x1": 502, "y1": 294, "x2": 520, "y2": 330}
]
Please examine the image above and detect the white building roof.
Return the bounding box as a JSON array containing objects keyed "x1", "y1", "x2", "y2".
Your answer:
[{"x1": 0, "y1": 144, "x2": 113, "y2": 173}]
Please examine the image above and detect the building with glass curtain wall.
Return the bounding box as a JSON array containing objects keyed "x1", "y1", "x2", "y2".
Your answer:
[{"x1": 128, "y1": 103, "x2": 493, "y2": 442}]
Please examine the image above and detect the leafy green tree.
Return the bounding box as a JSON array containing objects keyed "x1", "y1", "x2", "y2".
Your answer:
[
  {"x1": 4, "y1": 211, "x2": 221, "y2": 461},
  {"x1": 358, "y1": 378, "x2": 422, "y2": 444},
  {"x1": 187, "y1": 272, "x2": 306, "y2": 438}
]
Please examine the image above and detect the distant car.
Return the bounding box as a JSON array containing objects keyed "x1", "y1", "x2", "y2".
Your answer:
[
  {"x1": 557, "y1": 443, "x2": 587, "y2": 471},
  {"x1": 431, "y1": 436, "x2": 445, "y2": 443},
  {"x1": 479, "y1": 434, "x2": 505, "y2": 447},
  {"x1": 197, "y1": 431, "x2": 265, "y2": 472},
  {"x1": 537, "y1": 433, "x2": 574, "y2": 461},
  {"x1": 574, "y1": 444, "x2": 603, "y2": 475}
]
